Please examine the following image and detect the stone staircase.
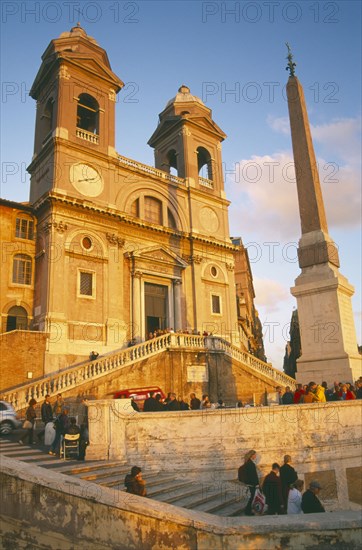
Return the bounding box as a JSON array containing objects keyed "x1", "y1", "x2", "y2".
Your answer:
[
  {"x1": 0, "y1": 438, "x2": 248, "y2": 517},
  {"x1": 1, "y1": 334, "x2": 296, "y2": 411}
]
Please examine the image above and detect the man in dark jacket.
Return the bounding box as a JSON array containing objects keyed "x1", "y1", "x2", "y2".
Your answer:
[
  {"x1": 190, "y1": 393, "x2": 201, "y2": 410},
  {"x1": 166, "y1": 393, "x2": 180, "y2": 411},
  {"x1": 37, "y1": 394, "x2": 53, "y2": 443},
  {"x1": 262, "y1": 463, "x2": 284, "y2": 515},
  {"x1": 282, "y1": 387, "x2": 294, "y2": 405},
  {"x1": 301, "y1": 481, "x2": 325, "y2": 513},
  {"x1": 124, "y1": 466, "x2": 147, "y2": 496},
  {"x1": 143, "y1": 392, "x2": 157, "y2": 412},
  {"x1": 280, "y1": 455, "x2": 298, "y2": 510},
  {"x1": 49, "y1": 408, "x2": 70, "y2": 456},
  {"x1": 242, "y1": 450, "x2": 260, "y2": 516}
]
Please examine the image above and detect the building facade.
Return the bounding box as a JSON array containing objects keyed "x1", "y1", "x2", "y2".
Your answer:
[{"x1": 1, "y1": 25, "x2": 264, "y2": 377}]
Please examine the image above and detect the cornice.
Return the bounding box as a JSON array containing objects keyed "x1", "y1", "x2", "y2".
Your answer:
[{"x1": 32, "y1": 193, "x2": 238, "y2": 252}]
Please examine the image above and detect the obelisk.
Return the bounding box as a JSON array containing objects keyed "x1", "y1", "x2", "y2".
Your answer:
[{"x1": 285, "y1": 45, "x2": 361, "y2": 384}]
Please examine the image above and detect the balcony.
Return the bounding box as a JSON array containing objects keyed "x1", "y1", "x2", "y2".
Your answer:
[{"x1": 76, "y1": 128, "x2": 99, "y2": 144}]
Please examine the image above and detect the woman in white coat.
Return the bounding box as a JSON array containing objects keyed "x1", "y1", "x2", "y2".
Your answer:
[{"x1": 287, "y1": 479, "x2": 304, "y2": 514}]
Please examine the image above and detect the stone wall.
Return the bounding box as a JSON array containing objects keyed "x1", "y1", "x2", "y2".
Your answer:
[
  {"x1": 1, "y1": 457, "x2": 361, "y2": 550},
  {"x1": 87, "y1": 400, "x2": 362, "y2": 511},
  {"x1": 0, "y1": 331, "x2": 47, "y2": 390}
]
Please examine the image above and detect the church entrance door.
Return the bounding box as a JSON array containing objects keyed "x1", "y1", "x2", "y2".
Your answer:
[{"x1": 144, "y1": 283, "x2": 168, "y2": 337}]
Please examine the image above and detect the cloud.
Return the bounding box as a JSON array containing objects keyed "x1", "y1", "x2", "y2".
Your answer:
[
  {"x1": 266, "y1": 115, "x2": 290, "y2": 135},
  {"x1": 227, "y1": 115, "x2": 361, "y2": 240},
  {"x1": 253, "y1": 277, "x2": 291, "y2": 313},
  {"x1": 267, "y1": 115, "x2": 361, "y2": 165},
  {"x1": 311, "y1": 117, "x2": 361, "y2": 165},
  {"x1": 227, "y1": 152, "x2": 301, "y2": 240}
]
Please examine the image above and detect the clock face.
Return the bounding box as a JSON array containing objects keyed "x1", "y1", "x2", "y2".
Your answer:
[
  {"x1": 70, "y1": 163, "x2": 104, "y2": 197},
  {"x1": 200, "y1": 206, "x2": 219, "y2": 233}
]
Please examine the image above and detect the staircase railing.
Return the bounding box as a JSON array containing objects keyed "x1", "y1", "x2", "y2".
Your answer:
[
  {"x1": 208, "y1": 337, "x2": 297, "y2": 388},
  {"x1": 1, "y1": 334, "x2": 296, "y2": 410}
]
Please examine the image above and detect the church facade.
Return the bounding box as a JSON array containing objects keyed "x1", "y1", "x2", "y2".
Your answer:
[{"x1": 0, "y1": 25, "x2": 264, "y2": 377}]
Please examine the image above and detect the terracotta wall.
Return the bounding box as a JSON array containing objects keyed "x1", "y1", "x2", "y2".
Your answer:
[{"x1": 0, "y1": 331, "x2": 47, "y2": 391}]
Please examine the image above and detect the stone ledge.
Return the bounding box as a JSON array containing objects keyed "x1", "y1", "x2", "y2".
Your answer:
[{"x1": 1, "y1": 457, "x2": 361, "y2": 539}]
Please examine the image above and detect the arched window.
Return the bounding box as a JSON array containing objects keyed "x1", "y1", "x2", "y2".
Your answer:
[
  {"x1": 197, "y1": 146, "x2": 213, "y2": 180},
  {"x1": 12, "y1": 254, "x2": 32, "y2": 285},
  {"x1": 130, "y1": 198, "x2": 139, "y2": 218},
  {"x1": 15, "y1": 216, "x2": 34, "y2": 240},
  {"x1": 77, "y1": 94, "x2": 99, "y2": 134},
  {"x1": 6, "y1": 306, "x2": 28, "y2": 331},
  {"x1": 167, "y1": 149, "x2": 178, "y2": 176},
  {"x1": 43, "y1": 98, "x2": 54, "y2": 137},
  {"x1": 144, "y1": 197, "x2": 162, "y2": 225},
  {"x1": 167, "y1": 209, "x2": 177, "y2": 229}
]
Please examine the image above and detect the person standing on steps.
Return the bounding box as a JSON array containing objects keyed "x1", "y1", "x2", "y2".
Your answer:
[
  {"x1": 49, "y1": 407, "x2": 70, "y2": 457},
  {"x1": 279, "y1": 454, "x2": 298, "y2": 511},
  {"x1": 53, "y1": 393, "x2": 65, "y2": 417},
  {"x1": 19, "y1": 399, "x2": 37, "y2": 446},
  {"x1": 301, "y1": 480, "x2": 325, "y2": 513},
  {"x1": 241, "y1": 450, "x2": 260, "y2": 516},
  {"x1": 37, "y1": 394, "x2": 53, "y2": 443}
]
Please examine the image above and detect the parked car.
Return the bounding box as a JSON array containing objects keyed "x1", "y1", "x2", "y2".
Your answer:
[
  {"x1": 0, "y1": 400, "x2": 22, "y2": 435},
  {"x1": 113, "y1": 386, "x2": 165, "y2": 411}
]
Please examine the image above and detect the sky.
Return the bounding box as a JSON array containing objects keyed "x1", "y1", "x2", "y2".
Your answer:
[{"x1": 1, "y1": 0, "x2": 361, "y2": 369}]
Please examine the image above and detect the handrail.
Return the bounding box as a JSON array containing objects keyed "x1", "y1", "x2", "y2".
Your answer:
[
  {"x1": 209, "y1": 337, "x2": 297, "y2": 388},
  {"x1": 0, "y1": 334, "x2": 296, "y2": 411},
  {"x1": 117, "y1": 154, "x2": 186, "y2": 185},
  {"x1": 198, "y1": 176, "x2": 214, "y2": 189}
]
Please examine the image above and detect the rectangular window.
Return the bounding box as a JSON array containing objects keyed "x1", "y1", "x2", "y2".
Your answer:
[
  {"x1": 16, "y1": 218, "x2": 34, "y2": 240},
  {"x1": 12, "y1": 255, "x2": 32, "y2": 285},
  {"x1": 211, "y1": 295, "x2": 221, "y2": 315},
  {"x1": 79, "y1": 271, "x2": 93, "y2": 297}
]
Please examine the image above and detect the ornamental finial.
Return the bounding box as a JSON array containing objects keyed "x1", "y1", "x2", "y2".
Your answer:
[{"x1": 285, "y1": 42, "x2": 296, "y2": 77}]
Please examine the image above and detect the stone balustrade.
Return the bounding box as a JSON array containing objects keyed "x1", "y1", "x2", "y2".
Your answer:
[
  {"x1": 199, "y1": 176, "x2": 214, "y2": 188},
  {"x1": 0, "y1": 335, "x2": 295, "y2": 411},
  {"x1": 75, "y1": 128, "x2": 99, "y2": 144},
  {"x1": 213, "y1": 337, "x2": 296, "y2": 388},
  {"x1": 117, "y1": 154, "x2": 185, "y2": 185}
]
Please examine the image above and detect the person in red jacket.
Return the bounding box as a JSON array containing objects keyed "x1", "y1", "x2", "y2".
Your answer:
[{"x1": 293, "y1": 384, "x2": 305, "y2": 404}]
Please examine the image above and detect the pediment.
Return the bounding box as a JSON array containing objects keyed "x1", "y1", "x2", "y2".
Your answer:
[
  {"x1": 61, "y1": 54, "x2": 124, "y2": 88},
  {"x1": 31, "y1": 52, "x2": 123, "y2": 98},
  {"x1": 187, "y1": 116, "x2": 226, "y2": 139},
  {"x1": 148, "y1": 115, "x2": 225, "y2": 146},
  {"x1": 133, "y1": 246, "x2": 188, "y2": 268}
]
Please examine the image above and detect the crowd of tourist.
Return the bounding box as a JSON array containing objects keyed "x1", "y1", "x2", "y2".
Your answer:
[
  {"x1": 276, "y1": 379, "x2": 362, "y2": 405},
  {"x1": 139, "y1": 391, "x2": 231, "y2": 412},
  {"x1": 124, "y1": 450, "x2": 328, "y2": 514},
  {"x1": 239, "y1": 451, "x2": 326, "y2": 516},
  {"x1": 18, "y1": 393, "x2": 89, "y2": 460},
  {"x1": 146, "y1": 328, "x2": 212, "y2": 340},
  {"x1": 139, "y1": 378, "x2": 362, "y2": 413}
]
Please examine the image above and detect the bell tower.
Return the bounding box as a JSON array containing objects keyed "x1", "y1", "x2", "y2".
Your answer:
[
  {"x1": 28, "y1": 24, "x2": 123, "y2": 204},
  {"x1": 148, "y1": 85, "x2": 226, "y2": 197}
]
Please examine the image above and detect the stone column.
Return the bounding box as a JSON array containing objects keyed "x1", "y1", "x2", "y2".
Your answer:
[
  {"x1": 132, "y1": 270, "x2": 142, "y2": 342},
  {"x1": 286, "y1": 67, "x2": 361, "y2": 383},
  {"x1": 173, "y1": 279, "x2": 182, "y2": 331}
]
